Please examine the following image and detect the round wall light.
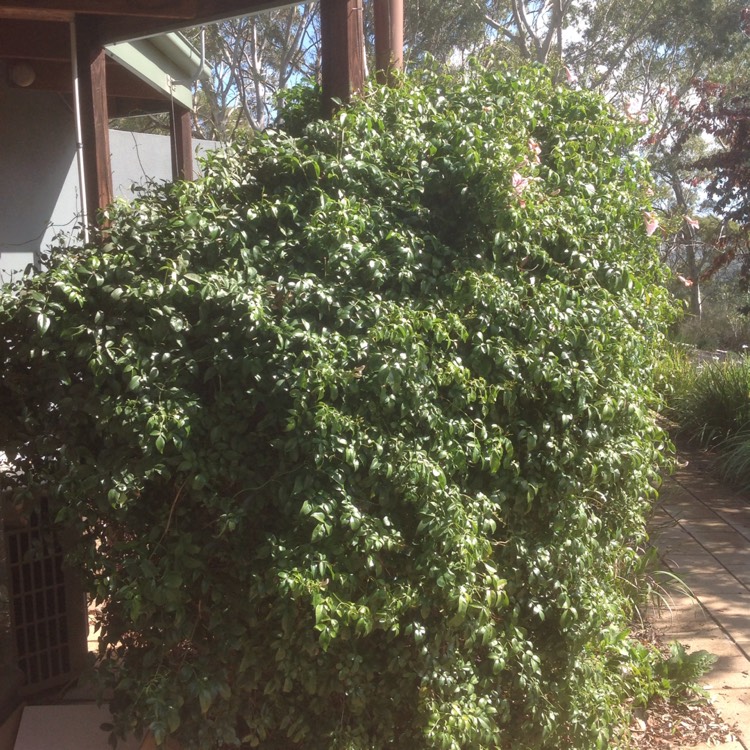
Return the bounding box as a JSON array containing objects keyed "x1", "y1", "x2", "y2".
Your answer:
[{"x1": 10, "y1": 63, "x2": 36, "y2": 88}]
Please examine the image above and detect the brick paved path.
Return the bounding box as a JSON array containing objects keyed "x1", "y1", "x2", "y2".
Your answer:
[{"x1": 652, "y1": 451, "x2": 750, "y2": 749}]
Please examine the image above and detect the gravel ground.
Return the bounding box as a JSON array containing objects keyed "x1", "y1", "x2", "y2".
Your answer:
[{"x1": 631, "y1": 695, "x2": 740, "y2": 748}]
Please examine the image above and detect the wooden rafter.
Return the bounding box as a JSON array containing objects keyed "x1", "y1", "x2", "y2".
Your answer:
[
  {"x1": 0, "y1": 8, "x2": 72, "y2": 21},
  {"x1": 96, "y1": 0, "x2": 296, "y2": 44},
  {"x1": 5, "y1": 58, "x2": 180, "y2": 102},
  {"x1": 0, "y1": 0, "x2": 198, "y2": 19},
  {"x1": 0, "y1": 0, "x2": 369, "y2": 112},
  {"x1": 0, "y1": 20, "x2": 70, "y2": 61}
]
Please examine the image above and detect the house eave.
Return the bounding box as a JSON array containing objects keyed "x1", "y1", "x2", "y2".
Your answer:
[{"x1": 106, "y1": 33, "x2": 208, "y2": 112}]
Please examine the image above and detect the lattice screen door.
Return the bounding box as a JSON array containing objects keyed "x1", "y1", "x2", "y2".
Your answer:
[{"x1": 3, "y1": 503, "x2": 87, "y2": 696}]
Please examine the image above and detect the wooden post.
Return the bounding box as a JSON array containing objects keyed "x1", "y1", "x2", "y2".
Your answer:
[
  {"x1": 171, "y1": 104, "x2": 194, "y2": 181},
  {"x1": 320, "y1": 0, "x2": 365, "y2": 117},
  {"x1": 73, "y1": 14, "x2": 113, "y2": 223},
  {"x1": 0, "y1": 515, "x2": 24, "y2": 718},
  {"x1": 374, "y1": 0, "x2": 403, "y2": 85}
]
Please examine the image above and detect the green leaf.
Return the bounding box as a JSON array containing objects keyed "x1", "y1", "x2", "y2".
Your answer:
[
  {"x1": 199, "y1": 690, "x2": 213, "y2": 715},
  {"x1": 36, "y1": 312, "x2": 50, "y2": 334}
]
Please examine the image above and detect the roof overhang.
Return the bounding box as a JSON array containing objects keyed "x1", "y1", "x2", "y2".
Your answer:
[
  {"x1": 106, "y1": 33, "x2": 210, "y2": 111},
  {"x1": 0, "y1": 1, "x2": 298, "y2": 113},
  {"x1": 0, "y1": 2, "x2": 300, "y2": 44},
  {"x1": 0, "y1": 0, "x2": 368, "y2": 253},
  {"x1": 0, "y1": 20, "x2": 207, "y2": 114}
]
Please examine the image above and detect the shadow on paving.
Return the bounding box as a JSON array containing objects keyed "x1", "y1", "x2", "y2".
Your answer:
[{"x1": 650, "y1": 449, "x2": 750, "y2": 748}]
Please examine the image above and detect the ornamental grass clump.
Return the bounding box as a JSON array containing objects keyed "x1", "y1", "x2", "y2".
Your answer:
[
  {"x1": 667, "y1": 354, "x2": 750, "y2": 447},
  {"x1": 0, "y1": 65, "x2": 673, "y2": 749}
]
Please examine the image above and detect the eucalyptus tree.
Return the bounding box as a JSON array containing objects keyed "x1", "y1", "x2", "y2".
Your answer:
[
  {"x1": 166, "y1": 0, "x2": 750, "y2": 322},
  {"x1": 191, "y1": 0, "x2": 747, "y2": 139},
  {"x1": 191, "y1": 4, "x2": 320, "y2": 140},
  {"x1": 631, "y1": 2, "x2": 750, "y2": 320}
]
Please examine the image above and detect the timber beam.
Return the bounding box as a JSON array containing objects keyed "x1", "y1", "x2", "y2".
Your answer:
[
  {"x1": 5, "y1": 59, "x2": 173, "y2": 103},
  {"x1": 373, "y1": 0, "x2": 403, "y2": 85},
  {"x1": 0, "y1": 1, "x2": 198, "y2": 19},
  {"x1": 0, "y1": 20, "x2": 70, "y2": 61},
  {"x1": 320, "y1": 0, "x2": 365, "y2": 117},
  {"x1": 171, "y1": 104, "x2": 194, "y2": 181},
  {"x1": 96, "y1": 1, "x2": 298, "y2": 44},
  {"x1": 73, "y1": 15, "x2": 113, "y2": 221}
]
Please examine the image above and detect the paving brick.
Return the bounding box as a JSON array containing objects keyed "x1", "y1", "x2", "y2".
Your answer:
[{"x1": 652, "y1": 466, "x2": 750, "y2": 749}]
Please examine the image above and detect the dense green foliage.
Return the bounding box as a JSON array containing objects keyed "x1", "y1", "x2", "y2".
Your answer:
[{"x1": 0, "y1": 66, "x2": 672, "y2": 748}]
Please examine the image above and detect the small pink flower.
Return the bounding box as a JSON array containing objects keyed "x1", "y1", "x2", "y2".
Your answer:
[
  {"x1": 643, "y1": 211, "x2": 659, "y2": 236},
  {"x1": 527, "y1": 138, "x2": 541, "y2": 164},
  {"x1": 677, "y1": 275, "x2": 694, "y2": 287},
  {"x1": 564, "y1": 66, "x2": 577, "y2": 84},
  {"x1": 684, "y1": 215, "x2": 700, "y2": 229},
  {"x1": 512, "y1": 172, "x2": 530, "y2": 194}
]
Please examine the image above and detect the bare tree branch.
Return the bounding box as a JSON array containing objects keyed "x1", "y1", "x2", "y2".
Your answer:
[
  {"x1": 540, "y1": 0, "x2": 563, "y2": 62},
  {"x1": 478, "y1": 1, "x2": 519, "y2": 44},
  {"x1": 511, "y1": 0, "x2": 541, "y2": 59}
]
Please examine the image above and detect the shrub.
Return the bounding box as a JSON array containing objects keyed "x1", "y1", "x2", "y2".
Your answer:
[
  {"x1": 671, "y1": 281, "x2": 750, "y2": 353},
  {"x1": 0, "y1": 64, "x2": 672, "y2": 749},
  {"x1": 653, "y1": 344, "x2": 697, "y2": 424},
  {"x1": 658, "y1": 347, "x2": 750, "y2": 488},
  {"x1": 675, "y1": 303, "x2": 750, "y2": 351},
  {"x1": 664, "y1": 353, "x2": 750, "y2": 447}
]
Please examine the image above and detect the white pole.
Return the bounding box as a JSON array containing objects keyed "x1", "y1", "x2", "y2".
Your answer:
[{"x1": 69, "y1": 20, "x2": 89, "y2": 243}]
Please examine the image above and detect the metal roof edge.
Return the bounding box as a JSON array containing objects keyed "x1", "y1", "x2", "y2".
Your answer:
[
  {"x1": 150, "y1": 32, "x2": 212, "y2": 83},
  {"x1": 105, "y1": 32, "x2": 209, "y2": 111}
]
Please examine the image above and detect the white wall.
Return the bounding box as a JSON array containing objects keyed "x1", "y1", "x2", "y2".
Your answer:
[
  {"x1": 109, "y1": 129, "x2": 221, "y2": 200},
  {"x1": 0, "y1": 64, "x2": 80, "y2": 283},
  {"x1": 0, "y1": 63, "x2": 220, "y2": 284}
]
